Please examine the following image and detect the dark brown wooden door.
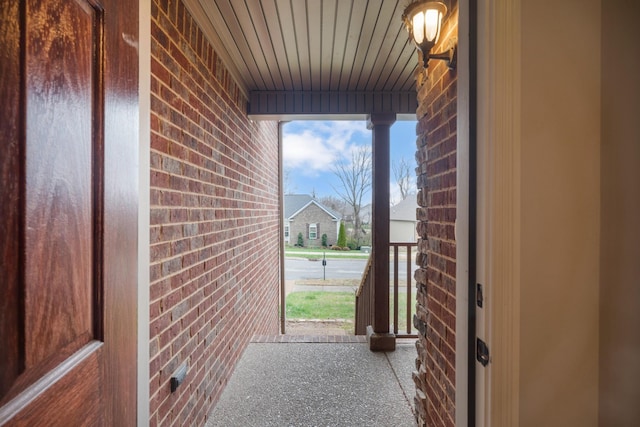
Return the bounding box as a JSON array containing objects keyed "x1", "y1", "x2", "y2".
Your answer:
[{"x1": 0, "y1": 0, "x2": 138, "y2": 425}]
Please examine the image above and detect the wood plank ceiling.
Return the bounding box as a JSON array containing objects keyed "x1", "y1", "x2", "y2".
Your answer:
[{"x1": 184, "y1": 0, "x2": 420, "y2": 118}]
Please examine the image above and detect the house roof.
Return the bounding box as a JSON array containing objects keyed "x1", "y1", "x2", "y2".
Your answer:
[
  {"x1": 390, "y1": 194, "x2": 418, "y2": 222},
  {"x1": 284, "y1": 194, "x2": 342, "y2": 221},
  {"x1": 183, "y1": 0, "x2": 419, "y2": 119}
]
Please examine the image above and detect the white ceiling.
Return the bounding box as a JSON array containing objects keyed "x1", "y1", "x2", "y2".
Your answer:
[{"x1": 185, "y1": 0, "x2": 420, "y2": 118}]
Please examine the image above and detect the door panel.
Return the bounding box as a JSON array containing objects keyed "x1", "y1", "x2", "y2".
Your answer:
[
  {"x1": 0, "y1": 0, "x2": 138, "y2": 424},
  {"x1": 3, "y1": 344, "x2": 103, "y2": 427},
  {"x1": 25, "y1": 0, "x2": 97, "y2": 368}
]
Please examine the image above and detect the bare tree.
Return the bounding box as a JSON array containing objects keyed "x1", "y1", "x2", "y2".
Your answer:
[
  {"x1": 283, "y1": 167, "x2": 297, "y2": 195},
  {"x1": 331, "y1": 146, "x2": 371, "y2": 245},
  {"x1": 318, "y1": 195, "x2": 349, "y2": 218},
  {"x1": 392, "y1": 157, "x2": 415, "y2": 201}
]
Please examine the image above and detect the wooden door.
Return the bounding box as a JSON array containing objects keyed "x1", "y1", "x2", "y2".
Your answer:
[{"x1": 0, "y1": 0, "x2": 138, "y2": 425}]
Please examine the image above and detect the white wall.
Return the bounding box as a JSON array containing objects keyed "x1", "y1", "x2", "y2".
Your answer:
[
  {"x1": 390, "y1": 220, "x2": 417, "y2": 243},
  {"x1": 519, "y1": 0, "x2": 601, "y2": 425}
]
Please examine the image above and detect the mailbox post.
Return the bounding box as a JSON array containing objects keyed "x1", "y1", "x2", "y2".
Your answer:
[{"x1": 322, "y1": 252, "x2": 327, "y2": 280}]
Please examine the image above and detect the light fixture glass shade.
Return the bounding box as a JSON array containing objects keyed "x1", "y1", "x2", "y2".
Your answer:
[
  {"x1": 403, "y1": 1, "x2": 456, "y2": 69},
  {"x1": 412, "y1": 11, "x2": 425, "y2": 44},
  {"x1": 403, "y1": 1, "x2": 447, "y2": 48},
  {"x1": 424, "y1": 9, "x2": 442, "y2": 42}
]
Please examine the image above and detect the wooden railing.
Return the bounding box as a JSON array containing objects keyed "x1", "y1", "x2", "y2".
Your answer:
[
  {"x1": 355, "y1": 243, "x2": 417, "y2": 338},
  {"x1": 354, "y1": 255, "x2": 373, "y2": 335},
  {"x1": 390, "y1": 243, "x2": 417, "y2": 337}
]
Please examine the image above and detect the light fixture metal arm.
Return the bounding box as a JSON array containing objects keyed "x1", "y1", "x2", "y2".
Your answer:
[{"x1": 425, "y1": 44, "x2": 457, "y2": 70}]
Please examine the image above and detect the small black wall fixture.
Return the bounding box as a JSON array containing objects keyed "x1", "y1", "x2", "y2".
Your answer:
[
  {"x1": 402, "y1": 1, "x2": 457, "y2": 69},
  {"x1": 170, "y1": 363, "x2": 188, "y2": 393}
]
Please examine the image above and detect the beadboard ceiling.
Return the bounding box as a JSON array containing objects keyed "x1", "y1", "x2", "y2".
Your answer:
[{"x1": 184, "y1": 0, "x2": 419, "y2": 118}]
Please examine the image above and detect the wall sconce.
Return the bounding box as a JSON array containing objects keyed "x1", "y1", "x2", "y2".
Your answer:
[{"x1": 402, "y1": 1, "x2": 456, "y2": 69}]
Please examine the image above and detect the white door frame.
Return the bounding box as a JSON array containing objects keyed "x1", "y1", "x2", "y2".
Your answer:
[
  {"x1": 475, "y1": 0, "x2": 522, "y2": 425},
  {"x1": 455, "y1": 0, "x2": 470, "y2": 425},
  {"x1": 138, "y1": 0, "x2": 151, "y2": 424}
]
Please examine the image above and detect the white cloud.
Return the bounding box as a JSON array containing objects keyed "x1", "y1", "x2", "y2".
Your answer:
[
  {"x1": 390, "y1": 182, "x2": 403, "y2": 206},
  {"x1": 283, "y1": 121, "x2": 371, "y2": 175},
  {"x1": 283, "y1": 130, "x2": 336, "y2": 174}
]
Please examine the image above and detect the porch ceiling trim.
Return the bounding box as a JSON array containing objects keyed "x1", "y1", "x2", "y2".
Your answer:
[{"x1": 247, "y1": 90, "x2": 418, "y2": 120}]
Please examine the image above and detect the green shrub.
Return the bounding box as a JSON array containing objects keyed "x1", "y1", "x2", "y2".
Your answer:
[
  {"x1": 337, "y1": 222, "x2": 347, "y2": 248},
  {"x1": 321, "y1": 233, "x2": 328, "y2": 247},
  {"x1": 297, "y1": 232, "x2": 304, "y2": 247}
]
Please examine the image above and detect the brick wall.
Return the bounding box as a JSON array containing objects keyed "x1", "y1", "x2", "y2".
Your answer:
[
  {"x1": 149, "y1": 0, "x2": 280, "y2": 425},
  {"x1": 413, "y1": 3, "x2": 458, "y2": 426}
]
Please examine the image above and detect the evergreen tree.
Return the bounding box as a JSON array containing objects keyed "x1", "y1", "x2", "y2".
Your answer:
[{"x1": 337, "y1": 222, "x2": 347, "y2": 248}]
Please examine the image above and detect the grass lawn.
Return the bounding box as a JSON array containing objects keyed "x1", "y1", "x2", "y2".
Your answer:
[
  {"x1": 284, "y1": 246, "x2": 370, "y2": 260},
  {"x1": 389, "y1": 292, "x2": 417, "y2": 333},
  {"x1": 285, "y1": 290, "x2": 416, "y2": 333},
  {"x1": 286, "y1": 291, "x2": 355, "y2": 320}
]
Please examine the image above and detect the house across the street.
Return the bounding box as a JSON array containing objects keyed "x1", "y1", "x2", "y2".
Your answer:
[
  {"x1": 284, "y1": 194, "x2": 342, "y2": 248},
  {"x1": 390, "y1": 194, "x2": 418, "y2": 242}
]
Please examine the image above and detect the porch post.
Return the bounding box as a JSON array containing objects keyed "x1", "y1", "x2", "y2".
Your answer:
[{"x1": 366, "y1": 113, "x2": 396, "y2": 351}]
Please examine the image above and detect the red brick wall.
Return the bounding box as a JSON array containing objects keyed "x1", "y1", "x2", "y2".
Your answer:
[
  {"x1": 413, "y1": 3, "x2": 458, "y2": 426},
  {"x1": 149, "y1": 0, "x2": 280, "y2": 425}
]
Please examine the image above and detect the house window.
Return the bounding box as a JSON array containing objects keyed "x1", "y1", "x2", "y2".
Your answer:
[
  {"x1": 309, "y1": 224, "x2": 317, "y2": 240},
  {"x1": 284, "y1": 225, "x2": 289, "y2": 238}
]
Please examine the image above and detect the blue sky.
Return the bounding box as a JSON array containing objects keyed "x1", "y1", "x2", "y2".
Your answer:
[{"x1": 282, "y1": 120, "x2": 418, "y2": 205}]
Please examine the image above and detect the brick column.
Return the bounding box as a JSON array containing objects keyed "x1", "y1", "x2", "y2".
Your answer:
[
  {"x1": 412, "y1": 3, "x2": 459, "y2": 425},
  {"x1": 366, "y1": 113, "x2": 395, "y2": 351}
]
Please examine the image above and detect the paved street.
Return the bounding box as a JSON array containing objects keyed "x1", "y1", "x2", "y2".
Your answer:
[
  {"x1": 285, "y1": 258, "x2": 417, "y2": 281},
  {"x1": 285, "y1": 258, "x2": 366, "y2": 280}
]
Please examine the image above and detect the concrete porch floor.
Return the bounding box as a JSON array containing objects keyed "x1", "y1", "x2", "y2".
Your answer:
[{"x1": 206, "y1": 336, "x2": 418, "y2": 427}]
